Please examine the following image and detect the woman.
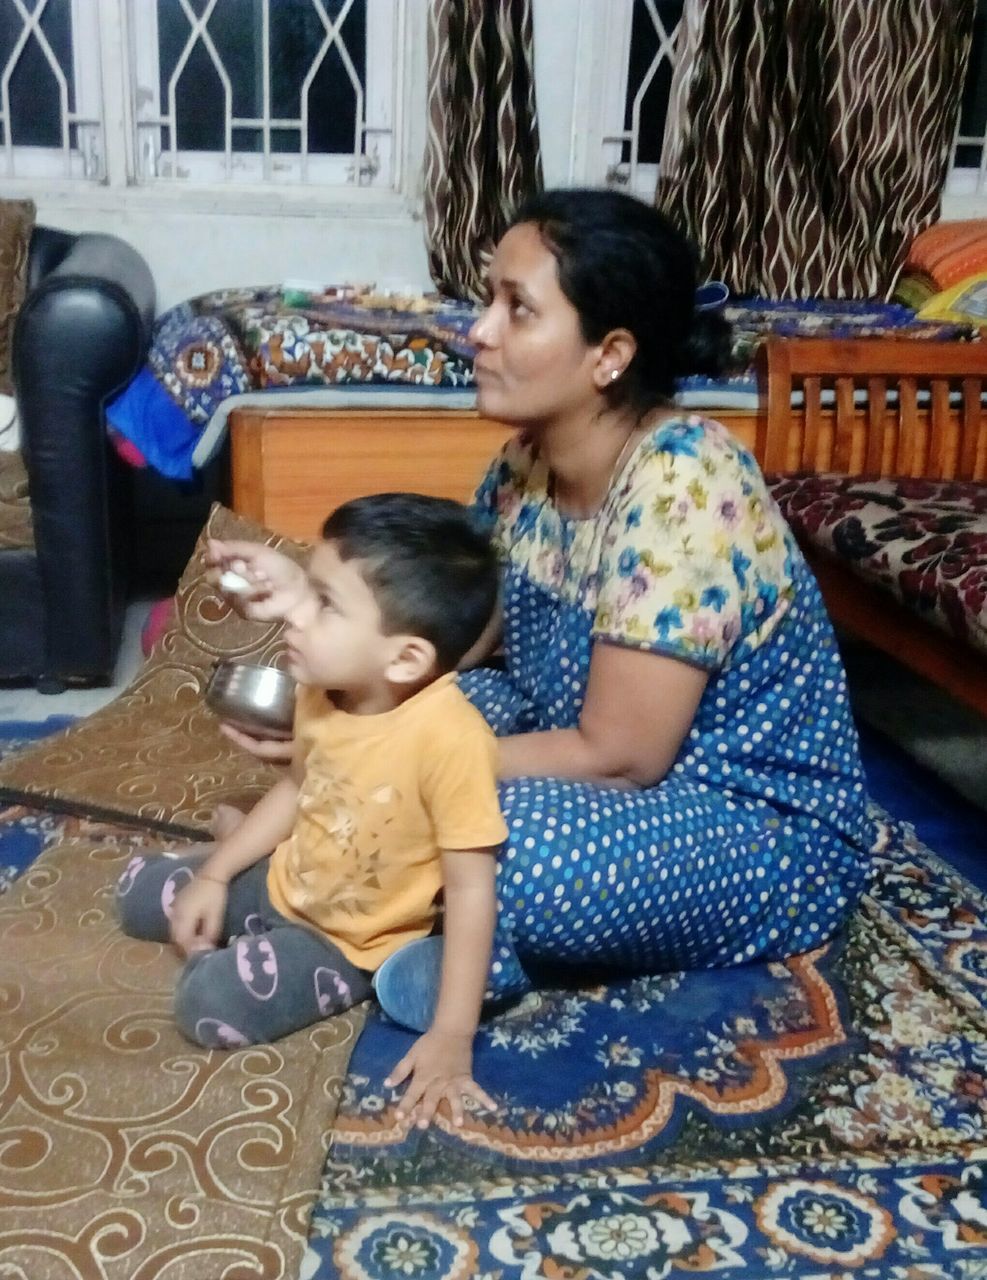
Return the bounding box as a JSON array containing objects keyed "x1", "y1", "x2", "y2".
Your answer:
[{"x1": 211, "y1": 188, "x2": 874, "y2": 1006}]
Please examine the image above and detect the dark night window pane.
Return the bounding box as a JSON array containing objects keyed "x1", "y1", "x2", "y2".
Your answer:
[
  {"x1": 155, "y1": 0, "x2": 365, "y2": 154},
  {"x1": 622, "y1": 0, "x2": 683, "y2": 166},
  {"x1": 0, "y1": 0, "x2": 74, "y2": 147},
  {"x1": 958, "y1": 2, "x2": 987, "y2": 161}
]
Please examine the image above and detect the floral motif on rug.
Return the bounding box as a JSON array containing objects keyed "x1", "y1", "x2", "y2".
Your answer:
[{"x1": 308, "y1": 807, "x2": 987, "y2": 1278}]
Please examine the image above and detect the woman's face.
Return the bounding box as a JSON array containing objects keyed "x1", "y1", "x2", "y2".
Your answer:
[{"x1": 468, "y1": 222, "x2": 601, "y2": 426}]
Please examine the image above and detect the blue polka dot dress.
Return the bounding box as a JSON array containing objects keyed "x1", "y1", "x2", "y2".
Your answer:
[{"x1": 462, "y1": 417, "x2": 875, "y2": 1002}]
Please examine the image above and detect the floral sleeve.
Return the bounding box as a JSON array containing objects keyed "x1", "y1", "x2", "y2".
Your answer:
[
  {"x1": 592, "y1": 421, "x2": 795, "y2": 669},
  {"x1": 469, "y1": 437, "x2": 537, "y2": 556}
]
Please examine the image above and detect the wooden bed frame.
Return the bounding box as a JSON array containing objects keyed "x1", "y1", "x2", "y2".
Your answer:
[{"x1": 229, "y1": 336, "x2": 987, "y2": 715}]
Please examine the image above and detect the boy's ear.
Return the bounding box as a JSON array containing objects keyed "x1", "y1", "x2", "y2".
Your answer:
[{"x1": 385, "y1": 635, "x2": 438, "y2": 686}]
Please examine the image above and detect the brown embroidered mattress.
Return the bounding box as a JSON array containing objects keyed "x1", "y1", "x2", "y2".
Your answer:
[
  {"x1": 0, "y1": 506, "x2": 369, "y2": 1277},
  {"x1": 0, "y1": 826, "x2": 366, "y2": 1278},
  {"x1": 0, "y1": 505, "x2": 305, "y2": 833}
]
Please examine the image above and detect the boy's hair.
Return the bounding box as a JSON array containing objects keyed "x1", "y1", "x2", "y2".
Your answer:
[{"x1": 321, "y1": 493, "x2": 499, "y2": 673}]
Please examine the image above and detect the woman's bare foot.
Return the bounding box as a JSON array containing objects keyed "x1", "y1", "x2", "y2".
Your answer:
[{"x1": 210, "y1": 802, "x2": 246, "y2": 841}]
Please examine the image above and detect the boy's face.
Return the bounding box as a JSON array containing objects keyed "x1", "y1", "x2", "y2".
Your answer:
[{"x1": 283, "y1": 540, "x2": 395, "y2": 696}]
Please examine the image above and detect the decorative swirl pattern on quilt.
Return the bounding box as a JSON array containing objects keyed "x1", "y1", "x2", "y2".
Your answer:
[
  {"x1": 0, "y1": 504, "x2": 311, "y2": 834},
  {"x1": 0, "y1": 827, "x2": 366, "y2": 1279}
]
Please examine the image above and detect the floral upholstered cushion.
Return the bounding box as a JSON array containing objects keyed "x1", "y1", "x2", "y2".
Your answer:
[{"x1": 769, "y1": 475, "x2": 987, "y2": 656}]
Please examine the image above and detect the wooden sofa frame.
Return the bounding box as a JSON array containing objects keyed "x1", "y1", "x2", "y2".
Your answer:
[{"x1": 756, "y1": 336, "x2": 987, "y2": 717}]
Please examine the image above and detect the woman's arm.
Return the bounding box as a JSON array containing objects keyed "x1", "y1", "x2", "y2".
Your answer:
[
  {"x1": 385, "y1": 847, "x2": 499, "y2": 1128},
  {"x1": 498, "y1": 643, "x2": 708, "y2": 789}
]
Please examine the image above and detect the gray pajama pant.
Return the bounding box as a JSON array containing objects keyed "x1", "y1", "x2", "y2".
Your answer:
[{"x1": 115, "y1": 849, "x2": 372, "y2": 1049}]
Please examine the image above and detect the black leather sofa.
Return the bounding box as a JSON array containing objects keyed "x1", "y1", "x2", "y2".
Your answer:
[{"x1": 2, "y1": 226, "x2": 155, "y2": 690}]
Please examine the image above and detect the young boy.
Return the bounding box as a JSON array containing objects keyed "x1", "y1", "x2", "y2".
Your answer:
[{"x1": 116, "y1": 493, "x2": 506, "y2": 1128}]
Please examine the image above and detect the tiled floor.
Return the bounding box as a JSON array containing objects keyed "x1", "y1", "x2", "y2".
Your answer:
[
  {"x1": 2, "y1": 603, "x2": 984, "y2": 815},
  {"x1": 0, "y1": 597, "x2": 154, "y2": 722}
]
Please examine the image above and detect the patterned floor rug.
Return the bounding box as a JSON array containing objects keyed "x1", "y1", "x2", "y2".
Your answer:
[
  {"x1": 306, "y1": 805, "x2": 987, "y2": 1280},
  {"x1": 0, "y1": 717, "x2": 76, "y2": 891},
  {"x1": 4, "y1": 718, "x2": 986, "y2": 1278}
]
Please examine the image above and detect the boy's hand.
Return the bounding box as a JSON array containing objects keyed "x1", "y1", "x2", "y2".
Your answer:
[
  {"x1": 206, "y1": 538, "x2": 309, "y2": 622},
  {"x1": 386, "y1": 1029, "x2": 497, "y2": 1129},
  {"x1": 170, "y1": 875, "x2": 228, "y2": 956},
  {"x1": 218, "y1": 722, "x2": 296, "y2": 763}
]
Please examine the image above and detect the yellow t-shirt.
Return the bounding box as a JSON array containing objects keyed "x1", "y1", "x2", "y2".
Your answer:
[{"x1": 266, "y1": 673, "x2": 508, "y2": 970}]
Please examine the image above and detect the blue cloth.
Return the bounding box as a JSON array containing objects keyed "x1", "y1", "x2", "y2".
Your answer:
[{"x1": 105, "y1": 367, "x2": 204, "y2": 481}]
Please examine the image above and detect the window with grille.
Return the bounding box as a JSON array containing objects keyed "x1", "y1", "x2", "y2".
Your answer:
[
  {"x1": 951, "y1": 0, "x2": 987, "y2": 193},
  {"x1": 0, "y1": 0, "x2": 103, "y2": 180},
  {"x1": 131, "y1": 0, "x2": 400, "y2": 187},
  {"x1": 606, "y1": 0, "x2": 984, "y2": 204},
  {"x1": 594, "y1": 0, "x2": 683, "y2": 199},
  {"x1": 0, "y1": 0, "x2": 401, "y2": 188}
]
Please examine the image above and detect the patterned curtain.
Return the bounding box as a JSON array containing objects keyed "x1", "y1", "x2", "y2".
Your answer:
[
  {"x1": 657, "y1": 1, "x2": 975, "y2": 298},
  {"x1": 424, "y1": 0, "x2": 543, "y2": 302}
]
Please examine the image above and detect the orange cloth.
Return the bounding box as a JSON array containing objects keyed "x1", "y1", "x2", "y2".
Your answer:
[
  {"x1": 906, "y1": 220, "x2": 987, "y2": 292},
  {"x1": 266, "y1": 674, "x2": 507, "y2": 970}
]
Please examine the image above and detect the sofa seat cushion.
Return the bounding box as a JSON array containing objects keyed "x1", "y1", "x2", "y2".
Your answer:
[
  {"x1": 769, "y1": 474, "x2": 987, "y2": 656},
  {"x1": 0, "y1": 448, "x2": 32, "y2": 550}
]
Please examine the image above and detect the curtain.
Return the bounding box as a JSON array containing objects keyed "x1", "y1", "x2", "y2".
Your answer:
[
  {"x1": 657, "y1": 1, "x2": 975, "y2": 298},
  {"x1": 424, "y1": 0, "x2": 543, "y2": 302}
]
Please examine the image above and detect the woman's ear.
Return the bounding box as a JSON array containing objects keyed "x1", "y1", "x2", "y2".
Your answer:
[
  {"x1": 593, "y1": 327, "x2": 638, "y2": 390},
  {"x1": 386, "y1": 635, "x2": 439, "y2": 686}
]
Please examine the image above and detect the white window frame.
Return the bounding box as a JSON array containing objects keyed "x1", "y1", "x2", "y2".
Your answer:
[
  {"x1": 128, "y1": 0, "x2": 402, "y2": 189},
  {"x1": 945, "y1": 0, "x2": 987, "y2": 209},
  {"x1": 1, "y1": 0, "x2": 105, "y2": 181},
  {"x1": 555, "y1": 0, "x2": 681, "y2": 201},
  {"x1": 2, "y1": 0, "x2": 422, "y2": 216}
]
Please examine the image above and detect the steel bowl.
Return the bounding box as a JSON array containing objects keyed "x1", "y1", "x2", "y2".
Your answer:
[{"x1": 204, "y1": 661, "x2": 296, "y2": 739}]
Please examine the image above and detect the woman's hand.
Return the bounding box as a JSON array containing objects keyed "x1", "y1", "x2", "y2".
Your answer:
[
  {"x1": 386, "y1": 1029, "x2": 497, "y2": 1129},
  {"x1": 170, "y1": 875, "x2": 228, "y2": 956},
  {"x1": 218, "y1": 722, "x2": 296, "y2": 763},
  {"x1": 206, "y1": 538, "x2": 308, "y2": 622}
]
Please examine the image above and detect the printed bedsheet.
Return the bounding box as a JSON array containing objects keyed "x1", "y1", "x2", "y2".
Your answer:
[{"x1": 106, "y1": 289, "x2": 976, "y2": 481}]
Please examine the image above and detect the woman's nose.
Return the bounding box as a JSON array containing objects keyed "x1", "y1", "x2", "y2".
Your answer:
[{"x1": 469, "y1": 305, "x2": 495, "y2": 348}]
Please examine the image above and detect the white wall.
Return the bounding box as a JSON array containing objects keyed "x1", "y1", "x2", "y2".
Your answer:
[{"x1": 31, "y1": 188, "x2": 434, "y2": 312}]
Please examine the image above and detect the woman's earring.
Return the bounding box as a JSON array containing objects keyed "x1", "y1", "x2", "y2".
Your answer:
[{"x1": 610, "y1": 369, "x2": 620, "y2": 382}]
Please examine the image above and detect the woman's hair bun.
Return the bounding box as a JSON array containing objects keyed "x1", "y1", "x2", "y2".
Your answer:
[{"x1": 679, "y1": 309, "x2": 734, "y2": 380}]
